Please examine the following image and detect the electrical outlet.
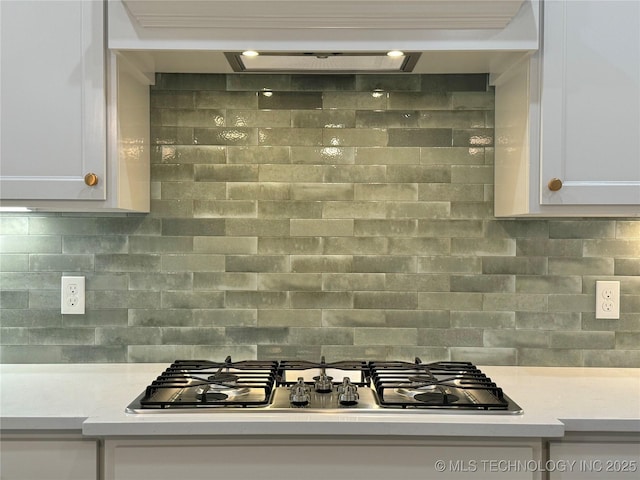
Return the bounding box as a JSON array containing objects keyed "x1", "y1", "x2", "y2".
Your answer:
[
  {"x1": 595, "y1": 280, "x2": 620, "y2": 319},
  {"x1": 61, "y1": 276, "x2": 85, "y2": 315}
]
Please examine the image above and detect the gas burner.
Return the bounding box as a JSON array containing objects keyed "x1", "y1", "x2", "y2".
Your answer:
[
  {"x1": 194, "y1": 384, "x2": 251, "y2": 401},
  {"x1": 289, "y1": 378, "x2": 311, "y2": 406},
  {"x1": 414, "y1": 392, "x2": 459, "y2": 404}
]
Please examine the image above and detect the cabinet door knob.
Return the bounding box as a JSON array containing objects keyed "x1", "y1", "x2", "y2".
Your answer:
[
  {"x1": 547, "y1": 178, "x2": 563, "y2": 191},
  {"x1": 84, "y1": 173, "x2": 99, "y2": 187}
]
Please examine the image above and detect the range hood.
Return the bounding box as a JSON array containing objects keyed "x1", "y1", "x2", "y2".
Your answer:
[
  {"x1": 109, "y1": 0, "x2": 539, "y2": 75},
  {"x1": 122, "y1": 0, "x2": 526, "y2": 30}
]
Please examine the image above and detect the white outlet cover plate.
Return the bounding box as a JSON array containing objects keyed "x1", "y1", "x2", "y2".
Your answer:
[
  {"x1": 61, "y1": 276, "x2": 85, "y2": 315},
  {"x1": 595, "y1": 280, "x2": 620, "y2": 319}
]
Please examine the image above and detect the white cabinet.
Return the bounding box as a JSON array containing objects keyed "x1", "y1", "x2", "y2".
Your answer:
[
  {"x1": 494, "y1": 0, "x2": 640, "y2": 216},
  {"x1": 549, "y1": 440, "x2": 640, "y2": 479},
  {"x1": 0, "y1": 0, "x2": 150, "y2": 212},
  {"x1": 105, "y1": 437, "x2": 543, "y2": 480},
  {"x1": 0, "y1": 439, "x2": 98, "y2": 480}
]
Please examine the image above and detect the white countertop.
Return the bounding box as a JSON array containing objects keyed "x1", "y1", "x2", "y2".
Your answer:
[{"x1": 1, "y1": 364, "x2": 638, "y2": 438}]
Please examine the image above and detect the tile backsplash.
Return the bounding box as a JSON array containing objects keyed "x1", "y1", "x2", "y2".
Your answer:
[{"x1": 1, "y1": 73, "x2": 639, "y2": 366}]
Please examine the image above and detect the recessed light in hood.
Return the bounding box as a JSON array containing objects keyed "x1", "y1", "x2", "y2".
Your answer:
[{"x1": 225, "y1": 52, "x2": 421, "y2": 73}]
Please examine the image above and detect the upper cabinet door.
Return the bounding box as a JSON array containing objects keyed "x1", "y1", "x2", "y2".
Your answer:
[
  {"x1": 540, "y1": 0, "x2": 640, "y2": 205},
  {"x1": 0, "y1": 0, "x2": 106, "y2": 201}
]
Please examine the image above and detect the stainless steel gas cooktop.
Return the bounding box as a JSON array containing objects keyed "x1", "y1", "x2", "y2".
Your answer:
[{"x1": 126, "y1": 357, "x2": 523, "y2": 415}]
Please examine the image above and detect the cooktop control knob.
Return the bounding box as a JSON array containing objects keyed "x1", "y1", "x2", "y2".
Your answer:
[
  {"x1": 338, "y1": 377, "x2": 359, "y2": 406},
  {"x1": 289, "y1": 377, "x2": 311, "y2": 406}
]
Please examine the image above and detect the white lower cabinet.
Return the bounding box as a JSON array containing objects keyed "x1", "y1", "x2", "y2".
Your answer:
[
  {"x1": 104, "y1": 437, "x2": 543, "y2": 480},
  {"x1": 0, "y1": 438, "x2": 98, "y2": 480},
  {"x1": 549, "y1": 439, "x2": 640, "y2": 480}
]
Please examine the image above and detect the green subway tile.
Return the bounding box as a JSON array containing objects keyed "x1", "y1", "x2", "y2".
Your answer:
[
  {"x1": 421, "y1": 74, "x2": 488, "y2": 93},
  {"x1": 549, "y1": 220, "x2": 616, "y2": 239},
  {"x1": 388, "y1": 346, "x2": 450, "y2": 362},
  {"x1": 385, "y1": 273, "x2": 449, "y2": 292},
  {"x1": 354, "y1": 183, "x2": 417, "y2": 201},
  {"x1": 196, "y1": 164, "x2": 259, "y2": 182},
  {"x1": 259, "y1": 345, "x2": 322, "y2": 359},
  {"x1": 418, "y1": 328, "x2": 483, "y2": 347},
  {"x1": 322, "y1": 273, "x2": 385, "y2": 291},
  {"x1": 323, "y1": 237, "x2": 387, "y2": 255},
  {"x1": 259, "y1": 164, "x2": 324, "y2": 182},
  {"x1": 62, "y1": 236, "x2": 128, "y2": 254},
  {"x1": 150, "y1": 91, "x2": 195, "y2": 108},
  {"x1": 258, "y1": 237, "x2": 323, "y2": 255},
  {"x1": 417, "y1": 219, "x2": 483, "y2": 238},
  {"x1": 387, "y1": 165, "x2": 451, "y2": 183},
  {"x1": 161, "y1": 291, "x2": 224, "y2": 309},
  {"x1": 258, "y1": 273, "x2": 322, "y2": 291},
  {"x1": 227, "y1": 182, "x2": 291, "y2": 201},
  {"x1": 451, "y1": 311, "x2": 514, "y2": 329},
  {"x1": 518, "y1": 349, "x2": 583, "y2": 367},
  {"x1": 322, "y1": 309, "x2": 386, "y2": 328},
  {"x1": 420, "y1": 147, "x2": 485, "y2": 165},
  {"x1": 258, "y1": 201, "x2": 322, "y2": 219},
  {"x1": 486, "y1": 220, "x2": 549, "y2": 239},
  {"x1": 226, "y1": 255, "x2": 290, "y2": 273},
  {"x1": 195, "y1": 91, "x2": 257, "y2": 109},
  {"x1": 451, "y1": 91, "x2": 495, "y2": 110},
  {"x1": 161, "y1": 254, "x2": 225, "y2": 272},
  {"x1": 484, "y1": 329, "x2": 549, "y2": 348},
  {"x1": 483, "y1": 293, "x2": 547, "y2": 312},
  {"x1": 290, "y1": 219, "x2": 353, "y2": 237},
  {"x1": 226, "y1": 219, "x2": 290, "y2": 236},
  {"x1": 96, "y1": 217, "x2": 161, "y2": 236},
  {"x1": 419, "y1": 183, "x2": 484, "y2": 202},
  {"x1": 547, "y1": 294, "x2": 592, "y2": 313},
  {"x1": 388, "y1": 128, "x2": 452, "y2": 147},
  {"x1": 482, "y1": 257, "x2": 548, "y2": 275},
  {"x1": 354, "y1": 219, "x2": 417, "y2": 236},
  {"x1": 418, "y1": 256, "x2": 482, "y2": 274},
  {"x1": 353, "y1": 292, "x2": 418, "y2": 310},
  {"x1": 452, "y1": 129, "x2": 493, "y2": 147},
  {"x1": 193, "y1": 237, "x2": 257, "y2": 254},
  {"x1": 323, "y1": 128, "x2": 387, "y2": 147},
  {"x1": 30, "y1": 327, "x2": 95, "y2": 345},
  {"x1": 353, "y1": 255, "x2": 416, "y2": 273},
  {"x1": 128, "y1": 309, "x2": 193, "y2": 327},
  {"x1": 258, "y1": 309, "x2": 321, "y2": 327},
  {"x1": 386, "y1": 201, "x2": 450, "y2": 219},
  {"x1": 87, "y1": 290, "x2": 161, "y2": 310},
  {"x1": 516, "y1": 238, "x2": 582, "y2": 257},
  {"x1": 451, "y1": 238, "x2": 515, "y2": 256},
  {"x1": 355, "y1": 147, "x2": 420, "y2": 165},
  {"x1": 153, "y1": 73, "x2": 226, "y2": 91},
  {"x1": 515, "y1": 312, "x2": 581, "y2": 330},
  {"x1": 322, "y1": 201, "x2": 386, "y2": 219},
  {"x1": 152, "y1": 108, "x2": 225, "y2": 127},
  {"x1": 28, "y1": 217, "x2": 97, "y2": 235},
  {"x1": 355, "y1": 111, "x2": 420, "y2": 128},
  {"x1": 61, "y1": 346, "x2": 127, "y2": 363},
  {"x1": 323, "y1": 91, "x2": 388, "y2": 110},
  {"x1": 357, "y1": 75, "x2": 421, "y2": 92},
  {"x1": 388, "y1": 92, "x2": 451, "y2": 110},
  {"x1": 227, "y1": 74, "x2": 291, "y2": 91},
  {"x1": 290, "y1": 291, "x2": 353, "y2": 309},
  {"x1": 451, "y1": 165, "x2": 493, "y2": 184},
  {"x1": 0, "y1": 291, "x2": 29, "y2": 309},
  {"x1": 96, "y1": 326, "x2": 162, "y2": 345},
  {"x1": 291, "y1": 183, "x2": 353, "y2": 201},
  {"x1": 291, "y1": 74, "x2": 355, "y2": 91},
  {"x1": 354, "y1": 327, "x2": 417, "y2": 345},
  {"x1": 292, "y1": 110, "x2": 355, "y2": 128},
  {"x1": 548, "y1": 257, "x2": 614, "y2": 275},
  {"x1": 290, "y1": 147, "x2": 355, "y2": 165},
  {"x1": 258, "y1": 91, "x2": 322, "y2": 109},
  {"x1": 128, "y1": 272, "x2": 193, "y2": 291},
  {"x1": 291, "y1": 255, "x2": 353, "y2": 273},
  {"x1": 227, "y1": 110, "x2": 291, "y2": 128},
  {"x1": 151, "y1": 126, "x2": 194, "y2": 145},
  {"x1": 387, "y1": 238, "x2": 449, "y2": 256},
  {"x1": 151, "y1": 164, "x2": 194, "y2": 182},
  {"x1": 29, "y1": 254, "x2": 93, "y2": 272},
  {"x1": 161, "y1": 327, "x2": 226, "y2": 345},
  {"x1": 386, "y1": 310, "x2": 450, "y2": 328},
  {"x1": 259, "y1": 128, "x2": 323, "y2": 146},
  {"x1": 194, "y1": 272, "x2": 257, "y2": 291},
  {"x1": 64, "y1": 309, "x2": 128, "y2": 327},
  {"x1": 289, "y1": 327, "x2": 354, "y2": 345},
  {"x1": 584, "y1": 350, "x2": 640, "y2": 368},
  {"x1": 194, "y1": 309, "x2": 257, "y2": 327},
  {"x1": 0, "y1": 254, "x2": 28, "y2": 272},
  {"x1": 226, "y1": 327, "x2": 290, "y2": 345},
  {"x1": 615, "y1": 332, "x2": 640, "y2": 350},
  {"x1": 194, "y1": 200, "x2": 257, "y2": 218},
  {"x1": 450, "y1": 347, "x2": 516, "y2": 366},
  {"x1": 0, "y1": 216, "x2": 28, "y2": 234},
  {"x1": 1, "y1": 346, "x2": 63, "y2": 363},
  {"x1": 323, "y1": 165, "x2": 386, "y2": 183},
  {"x1": 584, "y1": 239, "x2": 640, "y2": 257},
  {"x1": 129, "y1": 236, "x2": 193, "y2": 253},
  {"x1": 228, "y1": 146, "x2": 290, "y2": 164},
  {"x1": 450, "y1": 201, "x2": 494, "y2": 218},
  {"x1": 96, "y1": 254, "x2": 161, "y2": 272},
  {"x1": 451, "y1": 274, "x2": 515, "y2": 293},
  {"x1": 0, "y1": 235, "x2": 61, "y2": 254},
  {"x1": 225, "y1": 291, "x2": 288, "y2": 309},
  {"x1": 616, "y1": 221, "x2": 640, "y2": 238},
  {"x1": 515, "y1": 275, "x2": 581, "y2": 294},
  {"x1": 615, "y1": 259, "x2": 640, "y2": 275},
  {"x1": 194, "y1": 127, "x2": 258, "y2": 146},
  {"x1": 419, "y1": 110, "x2": 486, "y2": 128},
  {"x1": 0, "y1": 272, "x2": 63, "y2": 290}
]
